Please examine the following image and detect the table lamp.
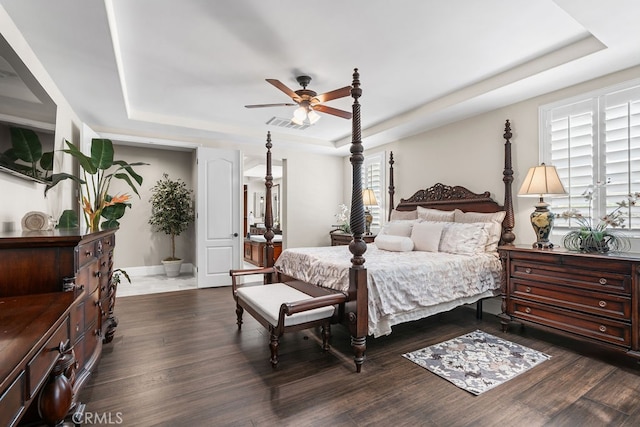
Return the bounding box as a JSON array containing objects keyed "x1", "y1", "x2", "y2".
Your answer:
[
  {"x1": 518, "y1": 163, "x2": 567, "y2": 249},
  {"x1": 362, "y1": 188, "x2": 378, "y2": 235}
]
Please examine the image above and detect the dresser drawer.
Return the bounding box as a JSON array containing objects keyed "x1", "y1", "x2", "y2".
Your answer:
[
  {"x1": 70, "y1": 301, "x2": 85, "y2": 344},
  {"x1": 77, "y1": 241, "x2": 97, "y2": 268},
  {"x1": 26, "y1": 319, "x2": 69, "y2": 399},
  {"x1": 509, "y1": 299, "x2": 631, "y2": 348},
  {"x1": 0, "y1": 371, "x2": 25, "y2": 427},
  {"x1": 511, "y1": 278, "x2": 631, "y2": 320},
  {"x1": 511, "y1": 260, "x2": 631, "y2": 295}
]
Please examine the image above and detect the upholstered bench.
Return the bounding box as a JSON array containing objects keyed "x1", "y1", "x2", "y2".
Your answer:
[{"x1": 231, "y1": 267, "x2": 346, "y2": 368}]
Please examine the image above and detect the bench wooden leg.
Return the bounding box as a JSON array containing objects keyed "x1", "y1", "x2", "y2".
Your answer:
[
  {"x1": 321, "y1": 322, "x2": 331, "y2": 351},
  {"x1": 236, "y1": 304, "x2": 244, "y2": 330},
  {"x1": 269, "y1": 331, "x2": 280, "y2": 368}
]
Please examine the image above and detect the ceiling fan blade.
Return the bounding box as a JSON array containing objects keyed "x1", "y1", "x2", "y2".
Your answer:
[
  {"x1": 312, "y1": 104, "x2": 352, "y2": 119},
  {"x1": 266, "y1": 79, "x2": 300, "y2": 101},
  {"x1": 313, "y1": 86, "x2": 352, "y2": 103},
  {"x1": 245, "y1": 103, "x2": 296, "y2": 108}
]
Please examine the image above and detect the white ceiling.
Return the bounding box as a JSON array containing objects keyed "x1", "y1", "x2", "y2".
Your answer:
[{"x1": 1, "y1": 0, "x2": 640, "y2": 158}]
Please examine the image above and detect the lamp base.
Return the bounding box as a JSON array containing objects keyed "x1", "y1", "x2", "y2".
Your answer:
[
  {"x1": 365, "y1": 209, "x2": 372, "y2": 235},
  {"x1": 530, "y1": 201, "x2": 555, "y2": 250},
  {"x1": 533, "y1": 241, "x2": 554, "y2": 249}
]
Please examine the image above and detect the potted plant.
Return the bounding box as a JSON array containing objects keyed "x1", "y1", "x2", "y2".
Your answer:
[
  {"x1": 46, "y1": 138, "x2": 147, "y2": 231},
  {"x1": 148, "y1": 173, "x2": 195, "y2": 277},
  {"x1": 560, "y1": 186, "x2": 637, "y2": 253}
]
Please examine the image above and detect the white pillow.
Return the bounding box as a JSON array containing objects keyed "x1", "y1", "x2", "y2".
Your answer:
[
  {"x1": 454, "y1": 209, "x2": 506, "y2": 252},
  {"x1": 417, "y1": 206, "x2": 455, "y2": 222},
  {"x1": 378, "y1": 219, "x2": 418, "y2": 237},
  {"x1": 389, "y1": 209, "x2": 418, "y2": 221},
  {"x1": 374, "y1": 234, "x2": 414, "y2": 252},
  {"x1": 439, "y1": 222, "x2": 489, "y2": 255},
  {"x1": 410, "y1": 221, "x2": 445, "y2": 252}
]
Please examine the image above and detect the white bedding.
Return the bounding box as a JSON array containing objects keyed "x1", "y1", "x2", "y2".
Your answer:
[{"x1": 274, "y1": 244, "x2": 501, "y2": 337}]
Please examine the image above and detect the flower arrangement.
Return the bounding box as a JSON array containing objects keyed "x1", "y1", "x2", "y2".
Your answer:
[
  {"x1": 334, "y1": 203, "x2": 350, "y2": 233},
  {"x1": 46, "y1": 139, "x2": 147, "y2": 231},
  {"x1": 560, "y1": 184, "x2": 638, "y2": 253}
]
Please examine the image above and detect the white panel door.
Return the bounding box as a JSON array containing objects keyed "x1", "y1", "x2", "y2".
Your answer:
[{"x1": 196, "y1": 147, "x2": 242, "y2": 288}]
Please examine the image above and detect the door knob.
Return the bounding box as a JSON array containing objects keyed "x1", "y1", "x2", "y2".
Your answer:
[{"x1": 233, "y1": 233, "x2": 239, "y2": 237}]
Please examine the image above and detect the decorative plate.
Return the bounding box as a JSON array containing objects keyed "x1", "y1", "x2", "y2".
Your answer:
[{"x1": 21, "y1": 211, "x2": 50, "y2": 231}]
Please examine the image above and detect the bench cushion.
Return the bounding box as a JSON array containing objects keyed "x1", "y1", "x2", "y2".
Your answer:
[{"x1": 236, "y1": 283, "x2": 335, "y2": 327}]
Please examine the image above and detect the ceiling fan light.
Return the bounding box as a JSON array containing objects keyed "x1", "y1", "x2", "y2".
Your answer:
[
  {"x1": 307, "y1": 109, "x2": 321, "y2": 124},
  {"x1": 293, "y1": 106, "x2": 307, "y2": 122},
  {"x1": 291, "y1": 116, "x2": 304, "y2": 126}
]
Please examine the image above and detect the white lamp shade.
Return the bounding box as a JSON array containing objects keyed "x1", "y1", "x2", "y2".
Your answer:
[
  {"x1": 362, "y1": 188, "x2": 378, "y2": 206},
  {"x1": 518, "y1": 163, "x2": 567, "y2": 196}
]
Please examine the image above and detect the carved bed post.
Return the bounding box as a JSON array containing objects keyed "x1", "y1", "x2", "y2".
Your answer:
[
  {"x1": 347, "y1": 68, "x2": 368, "y2": 373},
  {"x1": 264, "y1": 131, "x2": 276, "y2": 283},
  {"x1": 501, "y1": 120, "x2": 516, "y2": 245},
  {"x1": 388, "y1": 151, "x2": 395, "y2": 221}
]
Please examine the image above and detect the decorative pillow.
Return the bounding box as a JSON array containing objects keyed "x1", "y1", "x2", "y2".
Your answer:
[
  {"x1": 417, "y1": 206, "x2": 455, "y2": 222},
  {"x1": 410, "y1": 221, "x2": 445, "y2": 252},
  {"x1": 374, "y1": 234, "x2": 414, "y2": 252},
  {"x1": 389, "y1": 209, "x2": 418, "y2": 221},
  {"x1": 439, "y1": 222, "x2": 489, "y2": 255},
  {"x1": 454, "y1": 209, "x2": 506, "y2": 252},
  {"x1": 378, "y1": 219, "x2": 419, "y2": 238}
]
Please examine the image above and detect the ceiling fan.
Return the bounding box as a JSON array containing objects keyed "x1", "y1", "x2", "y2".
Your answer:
[{"x1": 245, "y1": 75, "x2": 352, "y2": 125}]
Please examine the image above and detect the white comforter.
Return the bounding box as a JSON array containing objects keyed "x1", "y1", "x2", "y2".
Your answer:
[{"x1": 274, "y1": 244, "x2": 502, "y2": 337}]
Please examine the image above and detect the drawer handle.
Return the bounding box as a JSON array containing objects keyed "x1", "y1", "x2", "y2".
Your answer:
[
  {"x1": 525, "y1": 307, "x2": 531, "y2": 314},
  {"x1": 598, "y1": 301, "x2": 607, "y2": 308},
  {"x1": 599, "y1": 278, "x2": 607, "y2": 285},
  {"x1": 50, "y1": 339, "x2": 72, "y2": 354},
  {"x1": 599, "y1": 325, "x2": 607, "y2": 333},
  {"x1": 94, "y1": 271, "x2": 102, "y2": 278},
  {"x1": 525, "y1": 287, "x2": 531, "y2": 293},
  {"x1": 525, "y1": 268, "x2": 532, "y2": 274},
  {"x1": 76, "y1": 324, "x2": 80, "y2": 332},
  {"x1": 85, "y1": 250, "x2": 93, "y2": 257}
]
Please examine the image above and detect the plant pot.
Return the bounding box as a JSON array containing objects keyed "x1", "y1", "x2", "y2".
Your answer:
[{"x1": 161, "y1": 259, "x2": 183, "y2": 277}]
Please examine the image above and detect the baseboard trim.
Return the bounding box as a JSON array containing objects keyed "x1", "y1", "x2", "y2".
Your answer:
[{"x1": 117, "y1": 263, "x2": 194, "y2": 277}]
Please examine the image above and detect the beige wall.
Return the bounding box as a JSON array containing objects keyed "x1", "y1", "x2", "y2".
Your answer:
[
  {"x1": 107, "y1": 145, "x2": 195, "y2": 268},
  {"x1": 363, "y1": 64, "x2": 640, "y2": 248}
]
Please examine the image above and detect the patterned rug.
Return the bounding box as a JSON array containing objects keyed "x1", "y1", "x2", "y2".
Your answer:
[{"x1": 402, "y1": 329, "x2": 550, "y2": 395}]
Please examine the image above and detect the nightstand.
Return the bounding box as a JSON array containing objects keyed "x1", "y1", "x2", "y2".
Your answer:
[{"x1": 330, "y1": 231, "x2": 376, "y2": 246}]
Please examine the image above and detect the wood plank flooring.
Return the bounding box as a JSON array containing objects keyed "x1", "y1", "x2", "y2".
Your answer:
[{"x1": 78, "y1": 287, "x2": 640, "y2": 426}]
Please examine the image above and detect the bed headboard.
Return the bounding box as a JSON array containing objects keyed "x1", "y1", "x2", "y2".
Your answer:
[{"x1": 387, "y1": 120, "x2": 516, "y2": 245}]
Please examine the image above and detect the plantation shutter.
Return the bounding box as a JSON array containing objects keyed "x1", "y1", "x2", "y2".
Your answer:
[
  {"x1": 362, "y1": 153, "x2": 385, "y2": 231},
  {"x1": 604, "y1": 86, "x2": 640, "y2": 229}
]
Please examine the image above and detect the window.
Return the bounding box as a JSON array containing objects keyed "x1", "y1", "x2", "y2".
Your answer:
[
  {"x1": 540, "y1": 79, "x2": 640, "y2": 231},
  {"x1": 362, "y1": 152, "x2": 385, "y2": 231}
]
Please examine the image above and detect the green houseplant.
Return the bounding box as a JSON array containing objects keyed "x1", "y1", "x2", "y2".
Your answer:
[
  {"x1": 560, "y1": 186, "x2": 637, "y2": 253},
  {"x1": 148, "y1": 173, "x2": 195, "y2": 277},
  {"x1": 46, "y1": 138, "x2": 147, "y2": 231},
  {"x1": 0, "y1": 126, "x2": 54, "y2": 181}
]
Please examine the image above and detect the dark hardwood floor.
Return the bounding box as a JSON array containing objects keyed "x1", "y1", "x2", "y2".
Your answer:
[{"x1": 78, "y1": 287, "x2": 640, "y2": 426}]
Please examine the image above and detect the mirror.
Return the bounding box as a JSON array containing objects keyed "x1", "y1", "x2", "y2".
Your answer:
[
  {"x1": 244, "y1": 156, "x2": 283, "y2": 234},
  {"x1": 0, "y1": 34, "x2": 57, "y2": 183}
]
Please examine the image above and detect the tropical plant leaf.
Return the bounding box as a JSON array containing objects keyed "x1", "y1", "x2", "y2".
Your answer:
[
  {"x1": 63, "y1": 140, "x2": 97, "y2": 174},
  {"x1": 91, "y1": 138, "x2": 114, "y2": 170},
  {"x1": 101, "y1": 218, "x2": 120, "y2": 229},
  {"x1": 10, "y1": 127, "x2": 42, "y2": 163},
  {"x1": 114, "y1": 172, "x2": 142, "y2": 197},
  {"x1": 40, "y1": 151, "x2": 54, "y2": 171},
  {"x1": 45, "y1": 172, "x2": 85, "y2": 195},
  {"x1": 56, "y1": 210, "x2": 78, "y2": 228},
  {"x1": 101, "y1": 202, "x2": 128, "y2": 220},
  {"x1": 113, "y1": 160, "x2": 147, "y2": 185}
]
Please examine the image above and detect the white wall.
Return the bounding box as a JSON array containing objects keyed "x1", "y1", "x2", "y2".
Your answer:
[
  {"x1": 367, "y1": 65, "x2": 640, "y2": 247},
  {"x1": 0, "y1": 8, "x2": 82, "y2": 230}
]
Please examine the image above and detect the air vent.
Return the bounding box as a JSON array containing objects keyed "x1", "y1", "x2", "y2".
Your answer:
[{"x1": 266, "y1": 117, "x2": 310, "y2": 130}]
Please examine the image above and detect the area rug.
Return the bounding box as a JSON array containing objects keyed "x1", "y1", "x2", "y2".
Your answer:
[{"x1": 402, "y1": 329, "x2": 550, "y2": 395}]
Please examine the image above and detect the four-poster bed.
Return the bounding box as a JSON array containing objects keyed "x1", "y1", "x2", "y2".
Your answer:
[{"x1": 231, "y1": 68, "x2": 515, "y2": 372}]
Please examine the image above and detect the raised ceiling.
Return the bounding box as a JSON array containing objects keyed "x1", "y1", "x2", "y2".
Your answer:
[{"x1": 1, "y1": 0, "x2": 639, "y2": 156}]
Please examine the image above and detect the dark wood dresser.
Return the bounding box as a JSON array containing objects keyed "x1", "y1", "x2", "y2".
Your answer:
[
  {"x1": 499, "y1": 245, "x2": 640, "y2": 360},
  {"x1": 0, "y1": 228, "x2": 118, "y2": 423},
  {"x1": 243, "y1": 238, "x2": 282, "y2": 267}
]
